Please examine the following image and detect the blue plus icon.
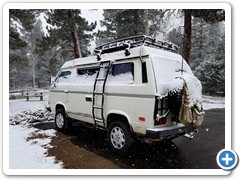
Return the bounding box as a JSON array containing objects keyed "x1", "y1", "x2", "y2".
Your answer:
[{"x1": 217, "y1": 149, "x2": 238, "y2": 170}]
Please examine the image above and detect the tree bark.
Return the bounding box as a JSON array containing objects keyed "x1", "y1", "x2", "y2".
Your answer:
[
  {"x1": 144, "y1": 9, "x2": 149, "y2": 36},
  {"x1": 68, "y1": 10, "x2": 82, "y2": 58},
  {"x1": 133, "y1": 10, "x2": 140, "y2": 35},
  {"x1": 71, "y1": 28, "x2": 82, "y2": 58},
  {"x1": 183, "y1": 9, "x2": 192, "y2": 64},
  {"x1": 32, "y1": 55, "x2": 36, "y2": 89}
]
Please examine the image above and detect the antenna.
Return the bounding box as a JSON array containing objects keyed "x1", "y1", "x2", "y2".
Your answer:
[{"x1": 181, "y1": 32, "x2": 185, "y2": 76}]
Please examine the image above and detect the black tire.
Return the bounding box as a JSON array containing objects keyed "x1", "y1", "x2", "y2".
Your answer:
[
  {"x1": 55, "y1": 108, "x2": 69, "y2": 132},
  {"x1": 107, "y1": 120, "x2": 133, "y2": 154}
]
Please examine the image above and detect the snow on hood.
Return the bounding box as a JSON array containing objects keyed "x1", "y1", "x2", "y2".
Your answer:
[{"x1": 151, "y1": 55, "x2": 203, "y2": 105}]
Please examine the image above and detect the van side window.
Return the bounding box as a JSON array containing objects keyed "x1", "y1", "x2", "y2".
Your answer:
[
  {"x1": 77, "y1": 68, "x2": 99, "y2": 76},
  {"x1": 57, "y1": 71, "x2": 72, "y2": 82},
  {"x1": 112, "y1": 63, "x2": 134, "y2": 77},
  {"x1": 109, "y1": 63, "x2": 134, "y2": 84},
  {"x1": 76, "y1": 68, "x2": 99, "y2": 83},
  {"x1": 59, "y1": 71, "x2": 71, "y2": 77}
]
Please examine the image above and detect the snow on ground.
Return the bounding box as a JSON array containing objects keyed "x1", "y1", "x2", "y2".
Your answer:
[
  {"x1": 9, "y1": 96, "x2": 63, "y2": 169},
  {"x1": 8, "y1": 93, "x2": 224, "y2": 169},
  {"x1": 9, "y1": 95, "x2": 48, "y2": 115},
  {"x1": 202, "y1": 95, "x2": 225, "y2": 110},
  {"x1": 9, "y1": 125, "x2": 62, "y2": 169}
]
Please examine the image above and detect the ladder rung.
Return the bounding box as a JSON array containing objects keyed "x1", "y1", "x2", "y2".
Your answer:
[
  {"x1": 94, "y1": 92, "x2": 103, "y2": 95},
  {"x1": 100, "y1": 65, "x2": 111, "y2": 68},
  {"x1": 96, "y1": 78, "x2": 105, "y2": 81},
  {"x1": 93, "y1": 106, "x2": 103, "y2": 109},
  {"x1": 95, "y1": 118, "x2": 104, "y2": 122},
  {"x1": 96, "y1": 126, "x2": 105, "y2": 130}
]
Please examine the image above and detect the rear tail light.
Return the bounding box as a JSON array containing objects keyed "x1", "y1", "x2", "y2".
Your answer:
[{"x1": 154, "y1": 117, "x2": 167, "y2": 126}]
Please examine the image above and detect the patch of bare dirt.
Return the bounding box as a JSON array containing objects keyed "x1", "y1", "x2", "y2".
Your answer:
[
  {"x1": 48, "y1": 131, "x2": 120, "y2": 169},
  {"x1": 26, "y1": 132, "x2": 50, "y2": 141},
  {"x1": 34, "y1": 122, "x2": 120, "y2": 169}
]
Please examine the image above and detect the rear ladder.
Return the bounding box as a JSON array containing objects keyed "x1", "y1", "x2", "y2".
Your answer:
[{"x1": 92, "y1": 61, "x2": 111, "y2": 129}]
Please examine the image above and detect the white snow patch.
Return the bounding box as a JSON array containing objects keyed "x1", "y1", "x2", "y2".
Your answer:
[
  {"x1": 9, "y1": 125, "x2": 62, "y2": 169},
  {"x1": 151, "y1": 55, "x2": 194, "y2": 94},
  {"x1": 9, "y1": 109, "x2": 55, "y2": 125},
  {"x1": 9, "y1": 99, "x2": 48, "y2": 115},
  {"x1": 202, "y1": 96, "x2": 225, "y2": 110},
  {"x1": 108, "y1": 72, "x2": 133, "y2": 84},
  {"x1": 151, "y1": 55, "x2": 202, "y2": 107},
  {"x1": 202, "y1": 103, "x2": 225, "y2": 110},
  {"x1": 9, "y1": 97, "x2": 63, "y2": 169}
]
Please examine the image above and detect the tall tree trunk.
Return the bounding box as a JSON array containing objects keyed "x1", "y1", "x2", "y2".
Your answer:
[
  {"x1": 68, "y1": 10, "x2": 82, "y2": 58},
  {"x1": 183, "y1": 9, "x2": 192, "y2": 64},
  {"x1": 133, "y1": 10, "x2": 140, "y2": 35},
  {"x1": 71, "y1": 28, "x2": 82, "y2": 58},
  {"x1": 32, "y1": 56, "x2": 36, "y2": 89},
  {"x1": 144, "y1": 9, "x2": 149, "y2": 36}
]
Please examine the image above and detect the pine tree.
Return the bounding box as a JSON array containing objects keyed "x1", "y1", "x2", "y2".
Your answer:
[
  {"x1": 96, "y1": 9, "x2": 168, "y2": 46},
  {"x1": 25, "y1": 19, "x2": 45, "y2": 88},
  {"x1": 191, "y1": 17, "x2": 208, "y2": 70},
  {"x1": 167, "y1": 28, "x2": 183, "y2": 54},
  {"x1": 35, "y1": 9, "x2": 97, "y2": 80},
  {"x1": 182, "y1": 9, "x2": 225, "y2": 64},
  {"x1": 193, "y1": 23, "x2": 225, "y2": 95},
  {"x1": 9, "y1": 9, "x2": 39, "y2": 89},
  {"x1": 39, "y1": 9, "x2": 96, "y2": 59}
]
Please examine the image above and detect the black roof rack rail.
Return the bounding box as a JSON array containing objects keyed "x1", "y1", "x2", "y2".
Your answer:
[{"x1": 94, "y1": 35, "x2": 179, "y2": 55}]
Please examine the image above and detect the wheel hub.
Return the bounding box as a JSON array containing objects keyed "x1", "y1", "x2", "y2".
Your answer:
[
  {"x1": 110, "y1": 127, "x2": 125, "y2": 149},
  {"x1": 56, "y1": 113, "x2": 64, "y2": 128}
]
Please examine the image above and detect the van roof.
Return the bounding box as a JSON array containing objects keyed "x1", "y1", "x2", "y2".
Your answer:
[{"x1": 61, "y1": 46, "x2": 182, "y2": 69}]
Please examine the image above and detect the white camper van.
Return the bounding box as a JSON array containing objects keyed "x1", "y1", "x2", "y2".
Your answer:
[{"x1": 48, "y1": 36, "x2": 204, "y2": 153}]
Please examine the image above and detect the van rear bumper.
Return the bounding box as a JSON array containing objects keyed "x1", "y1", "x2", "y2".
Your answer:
[{"x1": 146, "y1": 124, "x2": 187, "y2": 139}]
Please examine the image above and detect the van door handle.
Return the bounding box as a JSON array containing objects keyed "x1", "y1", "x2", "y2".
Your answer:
[
  {"x1": 85, "y1": 96, "x2": 92, "y2": 102},
  {"x1": 64, "y1": 90, "x2": 68, "y2": 93}
]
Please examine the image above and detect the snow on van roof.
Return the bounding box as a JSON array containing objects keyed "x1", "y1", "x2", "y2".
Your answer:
[{"x1": 61, "y1": 46, "x2": 180, "y2": 69}]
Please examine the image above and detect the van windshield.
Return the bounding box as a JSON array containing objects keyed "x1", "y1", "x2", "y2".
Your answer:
[{"x1": 152, "y1": 56, "x2": 193, "y2": 96}]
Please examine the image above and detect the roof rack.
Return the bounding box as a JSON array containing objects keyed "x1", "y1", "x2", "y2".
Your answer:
[{"x1": 94, "y1": 35, "x2": 179, "y2": 57}]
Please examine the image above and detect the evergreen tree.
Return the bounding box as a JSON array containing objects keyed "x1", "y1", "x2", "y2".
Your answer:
[
  {"x1": 167, "y1": 28, "x2": 183, "y2": 54},
  {"x1": 96, "y1": 9, "x2": 168, "y2": 46},
  {"x1": 35, "y1": 9, "x2": 97, "y2": 79},
  {"x1": 25, "y1": 19, "x2": 45, "y2": 88},
  {"x1": 39, "y1": 9, "x2": 96, "y2": 59},
  {"x1": 190, "y1": 18, "x2": 208, "y2": 70},
  {"x1": 182, "y1": 9, "x2": 225, "y2": 64},
  {"x1": 9, "y1": 9, "x2": 39, "y2": 89},
  {"x1": 192, "y1": 22, "x2": 225, "y2": 95}
]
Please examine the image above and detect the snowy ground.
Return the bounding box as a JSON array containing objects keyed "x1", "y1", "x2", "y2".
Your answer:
[
  {"x1": 9, "y1": 96, "x2": 63, "y2": 169},
  {"x1": 8, "y1": 94, "x2": 224, "y2": 169},
  {"x1": 202, "y1": 95, "x2": 225, "y2": 110}
]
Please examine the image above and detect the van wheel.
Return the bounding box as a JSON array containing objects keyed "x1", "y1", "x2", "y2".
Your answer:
[
  {"x1": 107, "y1": 121, "x2": 133, "y2": 154},
  {"x1": 55, "y1": 108, "x2": 69, "y2": 131}
]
